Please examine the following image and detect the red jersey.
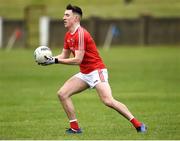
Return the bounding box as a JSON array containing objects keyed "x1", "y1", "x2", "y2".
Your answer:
[{"x1": 64, "y1": 25, "x2": 106, "y2": 74}]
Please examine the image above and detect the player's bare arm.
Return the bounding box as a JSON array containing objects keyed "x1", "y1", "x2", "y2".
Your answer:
[
  {"x1": 57, "y1": 49, "x2": 85, "y2": 65},
  {"x1": 55, "y1": 48, "x2": 71, "y2": 59}
]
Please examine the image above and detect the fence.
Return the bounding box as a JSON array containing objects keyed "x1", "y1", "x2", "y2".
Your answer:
[
  {"x1": 0, "y1": 16, "x2": 180, "y2": 48},
  {"x1": 0, "y1": 19, "x2": 25, "y2": 48}
]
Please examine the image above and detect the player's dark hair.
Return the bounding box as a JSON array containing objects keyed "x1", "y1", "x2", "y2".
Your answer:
[{"x1": 66, "y1": 4, "x2": 83, "y2": 18}]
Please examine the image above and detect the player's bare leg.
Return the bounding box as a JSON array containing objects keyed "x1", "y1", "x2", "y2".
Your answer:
[
  {"x1": 95, "y1": 82, "x2": 147, "y2": 132},
  {"x1": 57, "y1": 76, "x2": 89, "y2": 133},
  {"x1": 95, "y1": 82, "x2": 134, "y2": 120}
]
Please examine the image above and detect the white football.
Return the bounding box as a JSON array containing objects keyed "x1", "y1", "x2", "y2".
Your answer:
[{"x1": 34, "y1": 46, "x2": 52, "y2": 63}]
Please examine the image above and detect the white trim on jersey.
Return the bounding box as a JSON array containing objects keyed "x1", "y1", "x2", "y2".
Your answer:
[
  {"x1": 78, "y1": 27, "x2": 84, "y2": 50},
  {"x1": 71, "y1": 24, "x2": 80, "y2": 35}
]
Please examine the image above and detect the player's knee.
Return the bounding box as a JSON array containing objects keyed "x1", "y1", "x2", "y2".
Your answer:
[
  {"x1": 102, "y1": 98, "x2": 114, "y2": 108},
  {"x1": 57, "y1": 89, "x2": 68, "y2": 101}
]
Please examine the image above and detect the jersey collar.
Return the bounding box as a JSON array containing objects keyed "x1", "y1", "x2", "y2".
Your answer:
[{"x1": 70, "y1": 24, "x2": 80, "y2": 35}]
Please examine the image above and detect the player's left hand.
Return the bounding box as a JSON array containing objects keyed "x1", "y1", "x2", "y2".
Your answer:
[{"x1": 39, "y1": 56, "x2": 56, "y2": 66}]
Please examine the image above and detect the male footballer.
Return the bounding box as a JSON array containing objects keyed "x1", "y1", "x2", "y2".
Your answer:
[{"x1": 40, "y1": 4, "x2": 147, "y2": 134}]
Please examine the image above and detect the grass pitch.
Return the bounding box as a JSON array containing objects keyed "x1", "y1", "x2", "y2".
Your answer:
[{"x1": 0, "y1": 46, "x2": 180, "y2": 139}]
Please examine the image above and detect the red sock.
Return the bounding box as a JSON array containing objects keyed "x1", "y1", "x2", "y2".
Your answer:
[
  {"x1": 69, "y1": 119, "x2": 80, "y2": 130},
  {"x1": 130, "y1": 118, "x2": 142, "y2": 128}
]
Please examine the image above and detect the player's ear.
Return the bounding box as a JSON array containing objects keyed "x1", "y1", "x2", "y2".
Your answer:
[{"x1": 74, "y1": 13, "x2": 81, "y2": 21}]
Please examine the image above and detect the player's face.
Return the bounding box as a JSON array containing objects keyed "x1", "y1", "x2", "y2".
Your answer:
[{"x1": 63, "y1": 10, "x2": 76, "y2": 28}]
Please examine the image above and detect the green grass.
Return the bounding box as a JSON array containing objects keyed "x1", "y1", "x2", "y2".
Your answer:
[
  {"x1": 0, "y1": 46, "x2": 180, "y2": 139},
  {"x1": 0, "y1": 0, "x2": 180, "y2": 19}
]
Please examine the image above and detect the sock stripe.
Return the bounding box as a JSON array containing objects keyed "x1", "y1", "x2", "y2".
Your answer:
[{"x1": 69, "y1": 119, "x2": 77, "y2": 122}]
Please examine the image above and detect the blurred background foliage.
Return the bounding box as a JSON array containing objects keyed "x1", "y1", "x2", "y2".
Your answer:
[{"x1": 0, "y1": 0, "x2": 180, "y2": 19}]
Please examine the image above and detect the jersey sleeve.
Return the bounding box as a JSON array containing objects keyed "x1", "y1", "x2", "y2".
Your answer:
[{"x1": 75, "y1": 27, "x2": 87, "y2": 51}]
